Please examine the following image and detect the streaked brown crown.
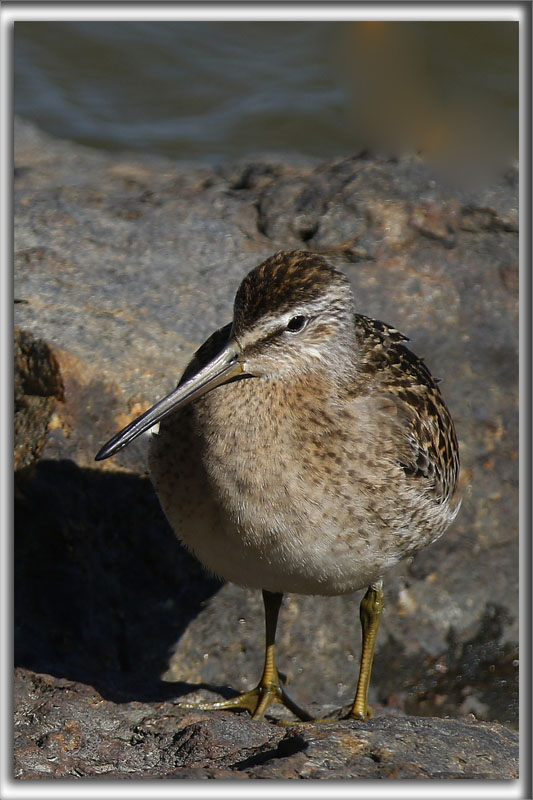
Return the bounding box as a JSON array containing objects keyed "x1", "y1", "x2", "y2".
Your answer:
[{"x1": 233, "y1": 250, "x2": 350, "y2": 333}]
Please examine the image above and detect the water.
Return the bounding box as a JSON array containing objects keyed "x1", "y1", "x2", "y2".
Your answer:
[{"x1": 15, "y1": 21, "x2": 518, "y2": 167}]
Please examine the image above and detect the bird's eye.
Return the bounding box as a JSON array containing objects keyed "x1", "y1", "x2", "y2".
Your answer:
[{"x1": 286, "y1": 315, "x2": 308, "y2": 333}]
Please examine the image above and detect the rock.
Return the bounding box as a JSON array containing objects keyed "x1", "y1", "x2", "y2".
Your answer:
[
  {"x1": 14, "y1": 328, "x2": 64, "y2": 469},
  {"x1": 13, "y1": 669, "x2": 517, "y2": 779},
  {"x1": 14, "y1": 117, "x2": 518, "y2": 778}
]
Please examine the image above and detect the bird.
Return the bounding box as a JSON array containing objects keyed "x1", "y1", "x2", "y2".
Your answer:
[{"x1": 95, "y1": 249, "x2": 460, "y2": 722}]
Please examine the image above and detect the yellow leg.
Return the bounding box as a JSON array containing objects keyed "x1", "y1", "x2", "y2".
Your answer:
[
  {"x1": 176, "y1": 590, "x2": 313, "y2": 722},
  {"x1": 349, "y1": 580, "x2": 384, "y2": 720}
]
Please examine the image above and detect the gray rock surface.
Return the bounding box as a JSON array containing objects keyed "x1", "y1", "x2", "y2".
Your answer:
[
  {"x1": 14, "y1": 117, "x2": 518, "y2": 779},
  {"x1": 13, "y1": 668, "x2": 518, "y2": 780}
]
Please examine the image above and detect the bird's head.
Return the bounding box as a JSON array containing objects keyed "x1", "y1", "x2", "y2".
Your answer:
[
  {"x1": 233, "y1": 250, "x2": 356, "y2": 379},
  {"x1": 95, "y1": 250, "x2": 356, "y2": 460}
]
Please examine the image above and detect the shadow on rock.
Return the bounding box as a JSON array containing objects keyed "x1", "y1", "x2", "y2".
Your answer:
[{"x1": 15, "y1": 458, "x2": 222, "y2": 703}]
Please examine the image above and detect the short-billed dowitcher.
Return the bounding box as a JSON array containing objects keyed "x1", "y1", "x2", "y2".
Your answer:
[{"x1": 96, "y1": 250, "x2": 460, "y2": 722}]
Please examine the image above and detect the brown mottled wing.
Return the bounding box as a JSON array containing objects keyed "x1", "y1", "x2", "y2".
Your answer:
[
  {"x1": 355, "y1": 315, "x2": 459, "y2": 503},
  {"x1": 178, "y1": 322, "x2": 233, "y2": 387}
]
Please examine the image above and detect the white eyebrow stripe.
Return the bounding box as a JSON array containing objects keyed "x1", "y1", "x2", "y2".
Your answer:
[
  {"x1": 236, "y1": 286, "x2": 352, "y2": 349},
  {"x1": 238, "y1": 307, "x2": 310, "y2": 347}
]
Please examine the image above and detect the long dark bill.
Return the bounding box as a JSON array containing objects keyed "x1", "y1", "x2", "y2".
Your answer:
[{"x1": 95, "y1": 339, "x2": 243, "y2": 461}]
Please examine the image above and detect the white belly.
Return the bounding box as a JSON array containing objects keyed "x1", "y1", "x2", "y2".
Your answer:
[
  {"x1": 147, "y1": 390, "x2": 449, "y2": 596},
  {"x1": 150, "y1": 424, "x2": 392, "y2": 595},
  {"x1": 150, "y1": 424, "x2": 434, "y2": 595}
]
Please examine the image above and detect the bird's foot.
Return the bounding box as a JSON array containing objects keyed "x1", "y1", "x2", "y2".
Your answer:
[
  {"x1": 175, "y1": 679, "x2": 313, "y2": 722},
  {"x1": 310, "y1": 703, "x2": 374, "y2": 723},
  {"x1": 345, "y1": 704, "x2": 374, "y2": 721}
]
